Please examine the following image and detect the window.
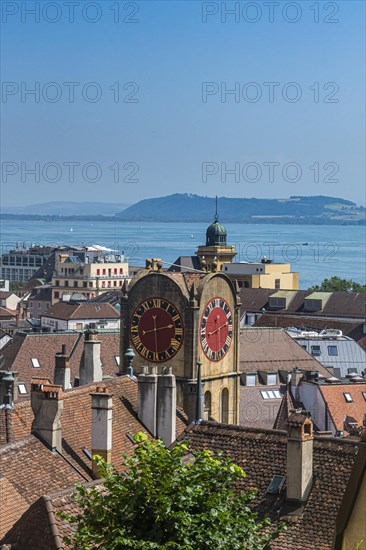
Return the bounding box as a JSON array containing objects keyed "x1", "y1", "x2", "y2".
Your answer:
[
  {"x1": 74, "y1": 281, "x2": 78, "y2": 287},
  {"x1": 65, "y1": 281, "x2": 69, "y2": 287},
  {"x1": 204, "y1": 391, "x2": 212, "y2": 419},
  {"x1": 328, "y1": 345, "x2": 338, "y2": 356},
  {"x1": 83, "y1": 282, "x2": 87, "y2": 288},
  {"x1": 102, "y1": 281, "x2": 105, "y2": 287},
  {"x1": 221, "y1": 388, "x2": 229, "y2": 424},
  {"x1": 275, "y1": 279, "x2": 280, "y2": 289},
  {"x1": 344, "y1": 393, "x2": 353, "y2": 403},
  {"x1": 102, "y1": 269, "x2": 106, "y2": 275},
  {"x1": 114, "y1": 281, "x2": 117, "y2": 287},
  {"x1": 114, "y1": 268, "x2": 117, "y2": 274},
  {"x1": 31, "y1": 358, "x2": 40, "y2": 368},
  {"x1": 362, "y1": 392, "x2": 366, "y2": 401},
  {"x1": 38, "y1": 302, "x2": 41, "y2": 308},
  {"x1": 120, "y1": 268, "x2": 123, "y2": 274},
  {"x1": 18, "y1": 383, "x2": 27, "y2": 395},
  {"x1": 97, "y1": 269, "x2": 100, "y2": 276},
  {"x1": 89, "y1": 282, "x2": 93, "y2": 287},
  {"x1": 267, "y1": 373, "x2": 277, "y2": 385},
  {"x1": 261, "y1": 390, "x2": 281, "y2": 399},
  {"x1": 311, "y1": 345, "x2": 321, "y2": 356},
  {"x1": 54, "y1": 291, "x2": 59, "y2": 299},
  {"x1": 55, "y1": 280, "x2": 60, "y2": 286},
  {"x1": 266, "y1": 475, "x2": 285, "y2": 495},
  {"x1": 246, "y1": 374, "x2": 256, "y2": 386},
  {"x1": 115, "y1": 356, "x2": 120, "y2": 366}
]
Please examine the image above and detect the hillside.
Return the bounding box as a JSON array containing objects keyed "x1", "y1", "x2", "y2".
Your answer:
[{"x1": 115, "y1": 194, "x2": 365, "y2": 224}]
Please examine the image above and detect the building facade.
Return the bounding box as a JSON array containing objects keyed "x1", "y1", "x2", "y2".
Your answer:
[
  {"x1": 51, "y1": 251, "x2": 130, "y2": 304},
  {"x1": 222, "y1": 258, "x2": 299, "y2": 290}
]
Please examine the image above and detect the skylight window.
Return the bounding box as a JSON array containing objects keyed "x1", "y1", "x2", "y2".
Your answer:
[
  {"x1": 344, "y1": 393, "x2": 353, "y2": 403},
  {"x1": 363, "y1": 392, "x2": 366, "y2": 402},
  {"x1": 266, "y1": 475, "x2": 286, "y2": 495},
  {"x1": 115, "y1": 356, "x2": 120, "y2": 366},
  {"x1": 261, "y1": 390, "x2": 281, "y2": 399},
  {"x1": 18, "y1": 383, "x2": 27, "y2": 395},
  {"x1": 31, "y1": 358, "x2": 40, "y2": 368}
]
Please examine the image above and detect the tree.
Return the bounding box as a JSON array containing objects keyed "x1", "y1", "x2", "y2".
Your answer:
[
  {"x1": 308, "y1": 276, "x2": 366, "y2": 292},
  {"x1": 61, "y1": 433, "x2": 283, "y2": 549}
]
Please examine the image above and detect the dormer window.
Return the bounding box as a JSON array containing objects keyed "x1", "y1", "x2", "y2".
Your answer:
[
  {"x1": 311, "y1": 345, "x2": 321, "y2": 356},
  {"x1": 328, "y1": 345, "x2": 338, "y2": 356}
]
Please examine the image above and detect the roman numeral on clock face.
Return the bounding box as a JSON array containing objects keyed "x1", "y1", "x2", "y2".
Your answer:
[
  {"x1": 130, "y1": 297, "x2": 184, "y2": 363},
  {"x1": 200, "y1": 297, "x2": 233, "y2": 362}
]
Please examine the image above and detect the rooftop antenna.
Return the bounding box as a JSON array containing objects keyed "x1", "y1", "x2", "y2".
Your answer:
[{"x1": 214, "y1": 195, "x2": 218, "y2": 222}]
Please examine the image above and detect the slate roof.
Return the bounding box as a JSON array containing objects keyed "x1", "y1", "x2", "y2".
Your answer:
[
  {"x1": 42, "y1": 301, "x2": 120, "y2": 320},
  {"x1": 0, "y1": 292, "x2": 14, "y2": 300},
  {"x1": 293, "y1": 338, "x2": 366, "y2": 378},
  {"x1": 176, "y1": 421, "x2": 363, "y2": 550},
  {"x1": 168, "y1": 255, "x2": 202, "y2": 273},
  {"x1": 254, "y1": 314, "x2": 366, "y2": 349},
  {"x1": 239, "y1": 328, "x2": 332, "y2": 377},
  {"x1": 0, "y1": 330, "x2": 121, "y2": 398},
  {"x1": 240, "y1": 289, "x2": 365, "y2": 319}
]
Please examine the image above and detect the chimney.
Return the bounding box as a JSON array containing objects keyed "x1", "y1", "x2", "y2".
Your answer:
[
  {"x1": 157, "y1": 366, "x2": 176, "y2": 447},
  {"x1": 90, "y1": 386, "x2": 113, "y2": 476},
  {"x1": 290, "y1": 368, "x2": 303, "y2": 402},
  {"x1": 286, "y1": 409, "x2": 313, "y2": 503},
  {"x1": 31, "y1": 379, "x2": 63, "y2": 452},
  {"x1": 138, "y1": 366, "x2": 158, "y2": 436},
  {"x1": 54, "y1": 345, "x2": 71, "y2": 389},
  {"x1": 79, "y1": 331, "x2": 103, "y2": 386}
]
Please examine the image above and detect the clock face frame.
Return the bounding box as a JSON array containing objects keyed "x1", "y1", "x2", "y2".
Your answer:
[
  {"x1": 200, "y1": 297, "x2": 233, "y2": 362},
  {"x1": 130, "y1": 297, "x2": 184, "y2": 363}
]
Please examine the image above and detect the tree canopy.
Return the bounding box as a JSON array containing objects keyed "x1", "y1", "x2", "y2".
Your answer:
[
  {"x1": 308, "y1": 276, "x2": 366, "y2": 292},
  {"x1": 61, "y1": 433, "x2": 282, "y2": 549}
]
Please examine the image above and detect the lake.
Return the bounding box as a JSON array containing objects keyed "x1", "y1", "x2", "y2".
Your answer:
[{"x1": 0, "y1": 219, "x2": 365, "y2": 289}]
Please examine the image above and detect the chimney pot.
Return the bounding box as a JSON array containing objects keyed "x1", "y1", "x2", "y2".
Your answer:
[{"x1": 31, "y1": 382, "x2": 63, "y2": 452}]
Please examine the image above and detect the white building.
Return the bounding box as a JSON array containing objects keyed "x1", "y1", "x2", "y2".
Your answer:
[{"x1": 41, "y1": 302, "x2": 120, "y2": 332}]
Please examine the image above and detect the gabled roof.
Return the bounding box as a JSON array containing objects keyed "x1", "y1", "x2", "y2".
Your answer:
[
  {"x1": 0, "y1": 291, "x2": 15, "y2": 299},
  {"x1": 0, "y1": 376, "x2": 188, "y2": 545},
  {"x1": 168, "y1": 256, "x2": 202, "y2": 273},
  {"x1": 176, "y1": 421, "x2": 362, "y2": 550},
  {"x1": 240, "y1": 384, "x2": 285, "y2": 429},
  {"x1": 240, "y1": 328, "x2": 331, "y2": 377},
  {"x1": 0, "y1": 331, "x2": 121, "y2": 397},
  {"x1": 42, "y1": 302, "x2": 120, "y2": 321}
]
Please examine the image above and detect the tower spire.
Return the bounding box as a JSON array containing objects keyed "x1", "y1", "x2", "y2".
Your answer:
[{"x1": 215, "y1": 195, "x2": 218, "y2": 222}]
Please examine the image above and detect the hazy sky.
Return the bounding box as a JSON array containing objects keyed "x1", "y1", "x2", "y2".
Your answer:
[{"x1": 1, "y1": 0, "x2": 365, "y2": 207}]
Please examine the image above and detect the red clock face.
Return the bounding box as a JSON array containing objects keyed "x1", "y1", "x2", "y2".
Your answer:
[
  {"x1": 130, "y1": 298, "x2": 183, "y2": 362},
  {"x1": 200, "y1": 297, "x2": 233, "y2": 361}
]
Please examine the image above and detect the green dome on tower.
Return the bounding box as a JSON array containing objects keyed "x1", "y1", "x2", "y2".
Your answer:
[{"x1": 205, "y1": 197, "x2": 227, "y2": 246}]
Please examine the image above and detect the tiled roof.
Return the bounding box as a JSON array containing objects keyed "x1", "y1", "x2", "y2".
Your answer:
[
  {"x1": 319, "y1": 383, "x2": 366, "y2": 434},
  {"x1": 0, "y1": 376, "x2": 188, "y2": 544},
  {"x1": 43, "y1": 301, "x2": 120, "y2": 320},
  {"x1": 177, "y1": 421, "x2": 362, "y2": 550},
  {"x1": 240, "y1": 328, "x2": 331, "y2": 377},
  {"x1": 0, "y1": 435, "x2": 85, "y2": 542},
  {"x1": 0, "y1": 475, "x2": 29, "y2": 540},
  {"x1": 0, "y1": 308, "x2": 17, "y2": 319},
  {"x1": 0, "y1": 331, "x2": 121, "y2": 398},
  {"x1": 240, "y1": 384, "x2": 286, "y2": 430},
  {"x1": 241, "y1": 289, "x2": 365, "y2": 319}
]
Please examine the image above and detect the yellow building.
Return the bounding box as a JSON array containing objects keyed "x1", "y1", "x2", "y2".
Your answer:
[
  {"x1": 222, "y1": 258, "x2": 299, "y2": 290},
  {"x1": 51, "y1": 252, "x2": 130, "y2": 304}
]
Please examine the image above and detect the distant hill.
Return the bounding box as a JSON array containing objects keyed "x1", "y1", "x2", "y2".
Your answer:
[
  {"x1": 1, "y1": 201, "x2": 129, "y2": 216},
  {"x1": 115, "y1": 194, "x2": 365, "y2": 224}
]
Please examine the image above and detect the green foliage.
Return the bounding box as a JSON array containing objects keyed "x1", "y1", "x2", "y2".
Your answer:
[
  {"x1": 60, "y1": 433, "x2": 283, "y2": 549},
  {"x1": 308, "y1": 276, "x2": 366, "y2": 292}
]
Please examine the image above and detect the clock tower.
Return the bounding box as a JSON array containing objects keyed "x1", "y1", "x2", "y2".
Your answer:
[{"x1": 120, "y1": 263, "x2": 241, "y2": 424}]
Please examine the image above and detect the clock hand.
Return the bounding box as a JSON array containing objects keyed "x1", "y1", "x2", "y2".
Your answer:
[
  {"x1": 153, "y1": 315, "x2": 158, "y2": 353},
  {"x1": 142, "y1": 324, "x2": 174, "y2": 336},
  {"x1": 208, "y1": 322, "x2": 228, "y2": 336}
]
